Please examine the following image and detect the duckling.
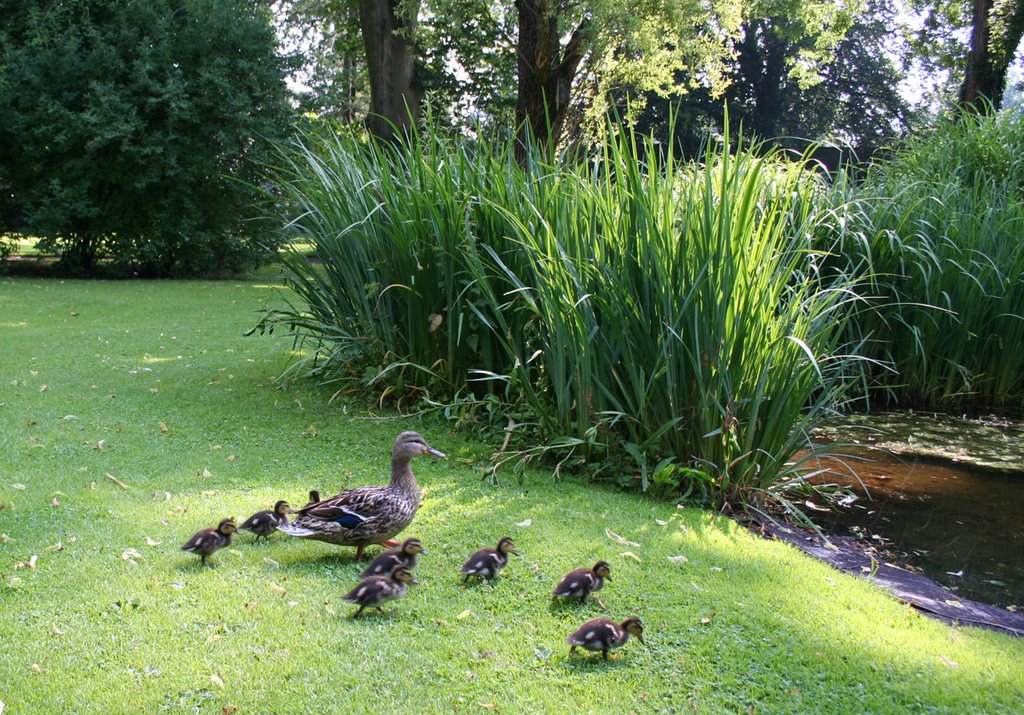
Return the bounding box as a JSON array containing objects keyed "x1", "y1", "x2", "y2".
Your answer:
[
  {"x1": 279, "y1": 431, "x2": 445, "y2": 560},
  {"x1": 459, "y1": 536, "x2": 518, "y2": 583},
  {"x1": 553, "y1": 560, "x2": 611, "y2": 606},
  {"x1": 567, "y1": 616, "x2": 644, "y2": 660},
  {"x1": 359, "y1": 537, "x2": 427, "y2": 578},
  {"x1": 239, "y1": 500, "x2": 291, "y2": 541},
  {"x1": 303, "y1": 490, "x2": 321, "y2": 508},
  {"x1": 180, "y1": 517, "x2": 237, "y2": 566},
  {"x1": 342, "y1": 564, "x2": 419, "y2": 617}
]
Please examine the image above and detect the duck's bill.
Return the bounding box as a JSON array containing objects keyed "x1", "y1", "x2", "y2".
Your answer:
[{"x1": 426, "y1": 447, "x2": 446, "y2": 458}]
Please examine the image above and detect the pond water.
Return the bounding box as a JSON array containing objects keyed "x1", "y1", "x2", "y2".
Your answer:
[{"x1": 806, "y1": 412, "x2": 1024, "y2": 610}]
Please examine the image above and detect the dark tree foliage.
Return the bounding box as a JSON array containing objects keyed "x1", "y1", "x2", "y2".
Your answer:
[
  {"x1": 0, "y1": 0, "x2": 293, "y2": 276},
  {"x1": 634, "y1": 1, "x2": 911, "y2": 165}
]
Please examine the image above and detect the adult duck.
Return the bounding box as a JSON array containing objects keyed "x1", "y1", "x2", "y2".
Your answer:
[{"x1": 278, "y1": 431, "x2": 444, "y2": 559}]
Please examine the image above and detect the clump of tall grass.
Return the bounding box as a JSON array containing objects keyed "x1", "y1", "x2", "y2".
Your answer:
[
  {"x1": 830, "y1": 109, "x2": 1024, "y2": 408},
  {"x1": 257, "y1": 120, "x2": 863, "y2": 514}
]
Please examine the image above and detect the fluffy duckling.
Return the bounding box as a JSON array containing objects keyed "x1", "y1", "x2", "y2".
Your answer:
[
  {"x1": 359, "y1": 537, "x2": 428, "y2": 578},
  {"x1": 459, "y1": 536, "x2": 518, "y2": 583},
  {"x1": 567, "y1": 617, "x2": 644, "y2": 660},
  {"x1": 181, "y1": 517, "x2": 237, "y2": 566},
  {"x1": 239, "y1": 500, "x2": 291, "y2": 541},
  {"x1": 342, "y1": 564, "x2": 419, "y2": 617},
  {"x1": 553, "y1": 560, "x2": 611, "y2": 605},
  {"x1": 303, "y1": 490, "x2": 321, "y2": 508}
]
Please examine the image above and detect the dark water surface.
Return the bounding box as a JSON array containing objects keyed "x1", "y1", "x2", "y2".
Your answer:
[{"x1": 808, "y1": 413, "x2": 1024, "y2": 610}]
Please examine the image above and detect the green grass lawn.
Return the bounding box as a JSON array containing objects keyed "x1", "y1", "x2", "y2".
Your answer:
[{"x1": 1, "y1": 273, "x2": 1022, "y2": 714}]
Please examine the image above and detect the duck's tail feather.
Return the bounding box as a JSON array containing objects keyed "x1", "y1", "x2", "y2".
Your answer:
[{"x1": 277, "y1": 522, "x2": 319, "y2": 538}]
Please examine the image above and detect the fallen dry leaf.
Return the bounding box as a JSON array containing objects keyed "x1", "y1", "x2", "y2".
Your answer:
[
  {"x1": 244, "y1": 602, "x2": 259, "y2": 612},
  {"x1": 51, "y1": 623, "x2": 64, "y2": 636},
  {"x1": 94, "y1": 439, "x2": 106, "y2": 450},
  {"x1": 31, "y1": 663, "x2": 42, "y2": 673},
  {"x1": 264, "y1": 558, "x2": 280, "y2": 568},
  {"x1": 201, "y1": 490, "x2": 217, "y2": 497},
  {"x1": 667, "y1": 555, "x2": 689, "y2": 565},
  {"x1": 457, "y1": 609, "x2": 473, "y2": 621},
  {"x1": 515, "y1": 518, "x2": 532, "y2": 527},
  {"x1": 158, "y1": 421, "x2": 169, "y2": 432},
  {"x1": 620, "y1": 551, "x2": 642, "y2": 562},
  {"x1": 206, "y1": 635, "x2": 221, "y2": 645},
  {"x1": 700, "y1": 610, "x2": 718, "y2": 625},
  {"x1": 269, "y1": 581, "x2": 287, "y2": 596},
  {"x1": 605, "y1": 527, "x2": 641, "y2": 547},
  {"x1": 44, "y1": 541, "x2": 63, "y2": 552},
  {"x1": 145, "y1": 536, "x2": 161, "y2": 547},
  {"x1": 122, "y1": 548, "x2": 143, "y2": 561},
  {"x1": 938, "y1": 655, "x2": 960, "y2": 668},
  {"x1": 39, "y1": 384, "x2": 48, "y2": 392},
  {"x1": 210, "y1": 673, "x2": 225, "y2": 689}
]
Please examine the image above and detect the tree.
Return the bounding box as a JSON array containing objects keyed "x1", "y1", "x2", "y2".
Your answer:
[
  {"x1": 0, "y1": 0, "x2": 292, "y2": 276},
  {"x1": 275, "y1": 0, "x2": 369, "y2": 121},
  {"x1": 358, "y1": 0, "x2": 422, "y2": 140},
  {"x1": 959, "y1": 0, "x2": 1024, "y2": 109},
  {"x1": 910, "y1": 0, "x2": 1024, "y2": 112}
]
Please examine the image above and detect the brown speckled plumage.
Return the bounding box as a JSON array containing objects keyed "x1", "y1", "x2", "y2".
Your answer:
[{"x1": 277, "y1": 432, "x2": 444, "y2": 559}]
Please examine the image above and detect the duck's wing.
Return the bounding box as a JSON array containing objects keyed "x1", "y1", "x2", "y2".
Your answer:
[{"x1": 298, "y1": 486, "x2": 390, "y2": 527}]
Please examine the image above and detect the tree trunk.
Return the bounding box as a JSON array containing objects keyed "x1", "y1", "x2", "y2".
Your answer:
[
  {"x1": 513, "y1": 0, "x2": 587, "y2": 159},
  {"x1": 959, "y1": 0, "x2": 1024, "y2": 111},
  {"x1": 357, "y1": 0, "x2": 421, "y2": 141}
]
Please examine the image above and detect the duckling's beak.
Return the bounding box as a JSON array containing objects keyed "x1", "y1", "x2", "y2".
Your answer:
[
  {"x1": 426, "y1": 446, "x2": 446, "y2": 458},
  {"x1": 420, "y1": 548, "x2": 429, "y2": 555},
  {"x1": 410, "y1": 577, "x2": 420, "y2": 585}
]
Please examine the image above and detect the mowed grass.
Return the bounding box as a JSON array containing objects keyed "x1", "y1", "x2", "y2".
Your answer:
[{"x1": 0, "y1": 275, "x2": 1021, "y2": 714}]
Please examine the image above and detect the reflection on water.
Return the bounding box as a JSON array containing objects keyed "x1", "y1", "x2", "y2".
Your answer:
[{"x1": 808, "y1": 447, "x2": 1023, "y2": 608}]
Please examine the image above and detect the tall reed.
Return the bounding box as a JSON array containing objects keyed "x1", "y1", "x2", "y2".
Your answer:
[
  {"x1": 830, "y1": 109, "x2": 1024, "y2": 408},
  {"x1": 258, "y1": 121, "x2": 863, "y2": 512}
]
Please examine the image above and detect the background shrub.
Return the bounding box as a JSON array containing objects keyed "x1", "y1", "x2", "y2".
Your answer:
[{"x1": 0, "y1": 0, "x2": 293, "y2": 276}]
